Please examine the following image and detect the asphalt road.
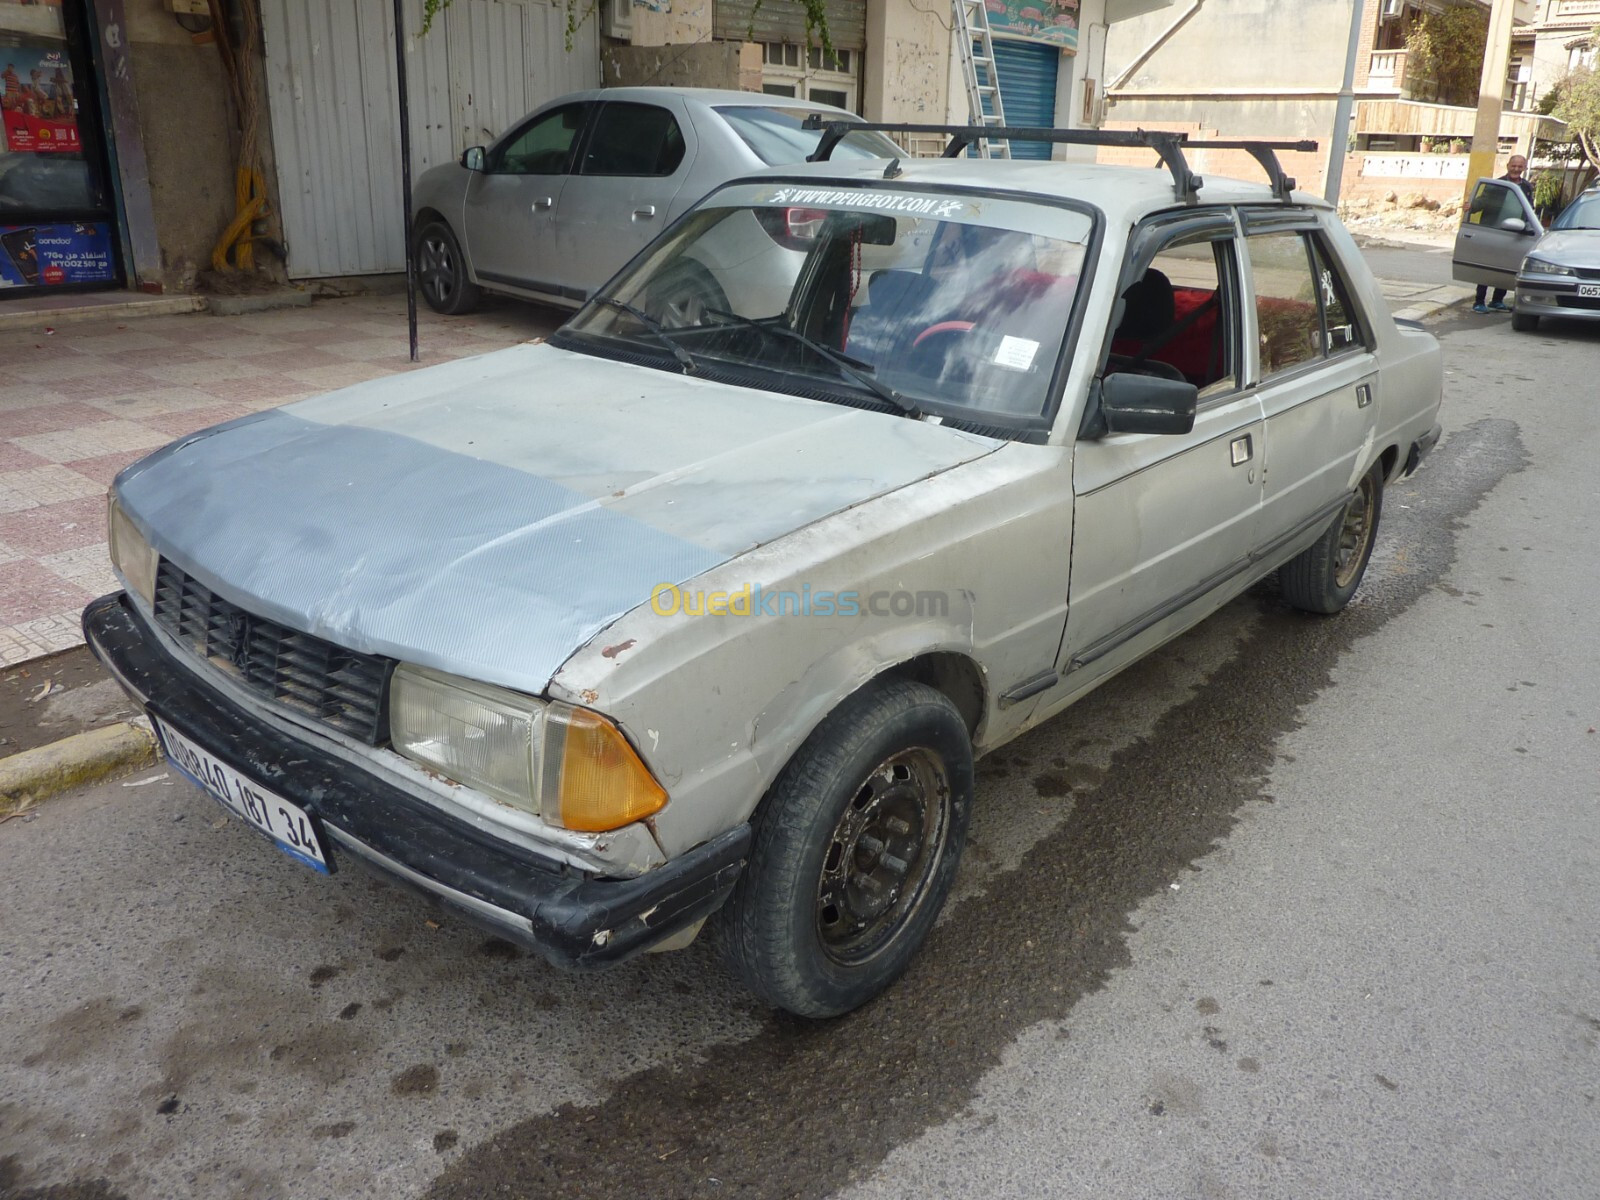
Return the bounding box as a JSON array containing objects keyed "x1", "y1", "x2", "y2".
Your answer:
[{"x1": 3, "y1": 312, "x2": 1598, "y2": 1200}]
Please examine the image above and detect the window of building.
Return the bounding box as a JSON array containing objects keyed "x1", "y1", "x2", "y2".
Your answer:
[{"x1": 759, "y1": 41, "x2": 858, "y2": 111}]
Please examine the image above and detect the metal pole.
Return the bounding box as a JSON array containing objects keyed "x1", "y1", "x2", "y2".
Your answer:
[
  {"x1": 1464, "y1": 0, "x2": 1518, "y2": 209},
  {"x1": 1325, "y1": 0, "x2": 1365, "y2": 204},
  {"x1": 393, "y1": 0, "x2": 418, "y2": 363}
]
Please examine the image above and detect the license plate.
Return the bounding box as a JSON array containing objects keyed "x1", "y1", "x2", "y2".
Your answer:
[
  {"x1": 1579, "y1": 283, "x2": 1600, "y2": 298},
  {"x1": 155, "y1": 718, "x2": 331, "y2": 872}
]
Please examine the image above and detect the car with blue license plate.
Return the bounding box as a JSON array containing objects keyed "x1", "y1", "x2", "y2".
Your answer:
[{"x1": 87, "y1": 125, "x2": 1442, "y2": 1017}]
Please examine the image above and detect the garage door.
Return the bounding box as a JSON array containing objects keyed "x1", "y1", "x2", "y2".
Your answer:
[
  {"x1": 991, "y1": 39, "x2": 1060, "y2": 161},
  {"x1": 260, "y1": 0, "x2": 598, "y2": 278}
]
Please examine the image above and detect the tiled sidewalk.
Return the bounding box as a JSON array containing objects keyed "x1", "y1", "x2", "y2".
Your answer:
[{"x1": 0, "y1": 294, "x2": 560, "y2": 667}]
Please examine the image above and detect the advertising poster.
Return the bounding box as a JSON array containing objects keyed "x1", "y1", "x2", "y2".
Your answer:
[
  {"x1": 0, "y1": 222, "x2": 113, "y2": 288},
  {"x1": 1, "y1": 43, "x2": 79, "y2": 154},
  {"x1": 986, "y1": 0, "x2": 1079, "y2": 49}
]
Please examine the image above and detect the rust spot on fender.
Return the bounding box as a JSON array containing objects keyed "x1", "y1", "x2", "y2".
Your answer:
[
  {"x1": 601, "y1": 639, "x2": 637, "y2": 659},
  {"x1": 580, "y1": 689, "x2": 599, "y2": 705}
]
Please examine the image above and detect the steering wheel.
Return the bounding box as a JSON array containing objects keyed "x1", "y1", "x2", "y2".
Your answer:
[{"x1": 910, "y1": 320, "x2": 976, "y2": 350}]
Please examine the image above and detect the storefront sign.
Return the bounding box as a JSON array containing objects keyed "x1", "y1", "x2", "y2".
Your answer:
[
  {"x1": 0, "y1": 45, "x2": 79, "y2": 154},
  {"x1": 0, "y1": 223, "x2": 115, "y2": 288},
  {"x1": 987, "y1": 0, "x2": 1079, "y2": 50}
]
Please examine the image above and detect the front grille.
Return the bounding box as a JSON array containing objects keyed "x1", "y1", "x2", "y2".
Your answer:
[
  {"x1": 151, "y1": 560, "x2": 394, "y2": 744},
  {"x1": 1575, "y1": 266, "x2": 1600, "y2": 281}
]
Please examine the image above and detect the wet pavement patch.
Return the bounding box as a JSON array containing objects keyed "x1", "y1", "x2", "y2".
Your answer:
[{"x1": 420, "y1": 420, "x2": 1525, "y2": 1200}]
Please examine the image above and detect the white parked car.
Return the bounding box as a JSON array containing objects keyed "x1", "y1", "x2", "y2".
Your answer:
[{"x1": 88, "y1": 127, "x2": 1442, "y2": 1017}]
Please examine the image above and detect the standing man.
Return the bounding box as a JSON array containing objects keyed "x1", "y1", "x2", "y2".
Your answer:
[{"x1": 1474, "y1": 154, "x2": 1535, "y2": 313}]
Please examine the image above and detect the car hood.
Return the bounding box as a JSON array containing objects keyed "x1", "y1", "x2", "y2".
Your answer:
[
  {"x1": 116, "y1": 342, "x2": 1000, "y2": 694},
  {"x1": 1529, "y1": 228, "x2": 1600, "y2": 269}
]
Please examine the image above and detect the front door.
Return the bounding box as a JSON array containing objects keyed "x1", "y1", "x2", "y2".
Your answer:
[
  {"x1": 1452, "y1": 178, "x2": 1541, "y2": 291},
  {"x1": 548, "y1": 100, "x2": 694, "y2": 299},
  {"x1": 461, "y1": 101, "x2": 589, "y2": 301},
  {"x1": 1062, "y1": 213, "x2": 1264, "y2": 689}
]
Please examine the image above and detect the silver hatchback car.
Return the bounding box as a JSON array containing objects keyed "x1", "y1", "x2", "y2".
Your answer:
[
  {"x1": 409, "y1": 86, "x2": 900, "y2": 316},
  {"x1": 89, "y1": 127, "x2": 1441, "y2": 1018}
]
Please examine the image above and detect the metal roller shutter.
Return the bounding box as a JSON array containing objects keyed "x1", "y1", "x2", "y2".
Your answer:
[
  {"x1": 990, "y1": 39, "x2": 1060, "y2": 161},
  {"x1": 714, "y1": 0, "x2": 867, "y2": 50}
]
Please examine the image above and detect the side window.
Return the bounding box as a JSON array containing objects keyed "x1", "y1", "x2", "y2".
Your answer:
[
  {"x1": 1465, "y1": 181, "x2": 1522, "y2": 227},
  {"x1": 1246, "y1": 232, "x2": 1322, "y2": 376},
  {"x1": 1308, "y1": 237, "x2": 1364, "y2": 355},
  {"x1": 1108, "y1": 229, "x2": 1240, "y2": 398},
  {"x1": 492, "y1": 104, "x2": 586, "y2": 176},
  {"x1": 582, "y1": 103, "x2": 685, "y2": 177}
]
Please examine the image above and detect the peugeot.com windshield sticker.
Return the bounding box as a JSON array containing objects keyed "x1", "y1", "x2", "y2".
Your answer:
[
  {"x1": 760, "y1": 187, "x2": 978, "y2": 220},
  {"x1": 993, "y1": 336, "x2": 1039, "y2": 372}
]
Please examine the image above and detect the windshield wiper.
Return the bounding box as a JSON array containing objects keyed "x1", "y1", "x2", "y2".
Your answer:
[
  {"x1": 704, "y1": 308, "x2": 921, "y2": 418},
  {"x1": 592, "y1": 296, "x2": 698, "y2": 373}
]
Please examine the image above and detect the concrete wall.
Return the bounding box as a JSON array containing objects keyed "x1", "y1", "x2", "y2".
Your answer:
[
  {"x1": 631, "y1": 0, "x2": 714, "y2": 48},
  {"x1": 863, "y1": 0, "x2": 953, "y2": 127},
  {"x1": 1105, "y1": 0, "x2": 1355, "y2": 94},
  {"x1": 602, "y1": 41, "x2": 761, "y2": 90},
  {"x1": 122, "y1": 0, "x2": 237, "y2": 293}
]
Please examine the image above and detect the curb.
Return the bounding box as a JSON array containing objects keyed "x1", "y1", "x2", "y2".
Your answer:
[
  {"x1": 0, "y1": 719, "x2": 158, "y2": 817},
  {"x1": 1393, "y1": 292, "x2": 1472, "y2": 323}
]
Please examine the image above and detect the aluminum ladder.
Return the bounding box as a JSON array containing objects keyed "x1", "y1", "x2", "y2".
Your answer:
[{"x1": 952, "y1": 0, "x2": 1010, "y2": 158}]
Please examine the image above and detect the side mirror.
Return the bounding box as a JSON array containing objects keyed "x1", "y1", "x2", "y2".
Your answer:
[
  {"x1": 1498, "y1": 216, "x2": 1528, "y2": 234},
  {"x1": 461, "y1": 146, "x2": 486, "y2": 172},
  {"x1": 1099, "y1": 372, "x2": 1198, "y2": 436}
]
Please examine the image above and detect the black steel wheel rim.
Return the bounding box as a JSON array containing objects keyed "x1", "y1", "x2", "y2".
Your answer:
[{"x1": 815, "y1": 746, "x2": 951, "y2": 966}]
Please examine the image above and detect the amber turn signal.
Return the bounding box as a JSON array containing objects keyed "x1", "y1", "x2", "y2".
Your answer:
[{"x1": 545, "y1": 705, "x2": 668, "y2": 833}]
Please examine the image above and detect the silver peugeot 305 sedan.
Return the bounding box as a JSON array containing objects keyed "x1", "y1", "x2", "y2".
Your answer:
[
  {"x1": 87, "y1": 127, "x2": 1442, "y2": 1018},
  {"x1": 408, "y1": 86, "x2": 901, "y2": 317}
]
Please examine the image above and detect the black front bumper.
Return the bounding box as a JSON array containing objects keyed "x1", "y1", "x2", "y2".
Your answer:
[{"x1": 82, "y1": 592, "x2": 749, "y2": 969}]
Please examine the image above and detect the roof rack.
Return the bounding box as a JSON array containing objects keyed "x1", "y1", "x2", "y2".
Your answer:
[{"x1": 801, "y1": 119, "x2": 1317, "y2": 204}]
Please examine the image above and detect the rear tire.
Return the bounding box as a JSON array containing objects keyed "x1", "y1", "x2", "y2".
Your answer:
[
  {"x1": 720, "y1": 678, "x2": 973, "y2": 1018},
  {"x1": 1511, "y1": 310, "x2": 1539, "y2": 332},
  {"x1": 642, "y1": 259, "x2": 726, "y2": 329},
  {"x1": 1280, "y1": 460, "x2": 1384, "y2": 615},
  {"x1": 415, "y1": 219, "x2": 481, "y2": 315}
]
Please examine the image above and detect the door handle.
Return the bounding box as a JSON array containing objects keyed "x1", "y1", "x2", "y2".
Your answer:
[
  {"x1": 532, "y1": 197, "x2": 553, "y2": 211},
  {"x1": 1230, "y1": 434, "x2": 1253, "y2": 466},
  {"x1": 632, "y1": 205, "x2": 657, "y2": 220},
  {"x1": 1356, "y1": 383, "x2": 1372, "y2": 409}
]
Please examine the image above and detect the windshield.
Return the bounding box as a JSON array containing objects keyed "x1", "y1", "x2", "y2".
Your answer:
[
  {"x1": 558, "y1": 184, "x2": 1092, "y2": 423},
  {"x1": 1552, "y1": 194, "x2": 1600, "y2": 231},
  {"x1": 714, "y1": 106, "x2": 903, "y2": 164}
]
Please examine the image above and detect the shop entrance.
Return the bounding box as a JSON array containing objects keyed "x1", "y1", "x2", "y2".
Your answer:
[{"x1": 0, "y1": 0, "x2": 121, "y2": 297}]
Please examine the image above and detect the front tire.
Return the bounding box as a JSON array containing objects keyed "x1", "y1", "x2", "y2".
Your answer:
[
  {"x1": 721, "y1": 679, "x2": 974, "y2": 1018},
  {"x1": 1280, "y1": 460, "x2": 1384, "y2": 614},
  {"x1": 1511, "y1": 310, "x2": 1539, "y2": 332},
  {"x1": 415, "y1": 219, "x2": 481, "y2": 315}
]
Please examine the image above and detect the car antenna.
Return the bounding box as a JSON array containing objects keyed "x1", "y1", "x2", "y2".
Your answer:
[{"x1": 883, "y1": 157, "x2": 903, "y2": 180}]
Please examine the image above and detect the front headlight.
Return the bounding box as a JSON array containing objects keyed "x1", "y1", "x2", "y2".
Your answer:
[
  {"x1": 107, "y1": 494, "x2": 157, "y2": 607},
  {"x1": 390, "y1": 665, "x2": 667, "y2": 833},
  {"x1": 1520, "y1": 256, "x2": 1575, "y2": 278}
]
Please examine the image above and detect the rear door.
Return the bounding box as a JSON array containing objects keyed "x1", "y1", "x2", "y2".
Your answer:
[
  {"x1": 1243, "y1": 214, "x2": 1379, "y2": 552},
  {"x1": 549, "y1": 100, "x2": 695, "y2": 299},
  {"x1": 461, "y1": 101, "x2": 590, "y2": 302},
  {"x1": 1452, "y1": 178, "x2": 1541, "y2": 290}
]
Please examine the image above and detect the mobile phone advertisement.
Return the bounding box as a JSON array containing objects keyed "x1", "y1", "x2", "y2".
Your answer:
[{"x1": 0, "y1": 222, "x2": 114, "y2": 288}]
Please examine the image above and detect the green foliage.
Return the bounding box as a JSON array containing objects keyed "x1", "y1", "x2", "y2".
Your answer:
[
  {"x1": 1533, "y1": 168, "x2": 1563, "y2": 212},
  {"x1": 1552, "y1": 31, "x2": 1600, "y2": 172},
  {"x1": 1404, "y1": 6, "x2": 1489, "y2": 107}
]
